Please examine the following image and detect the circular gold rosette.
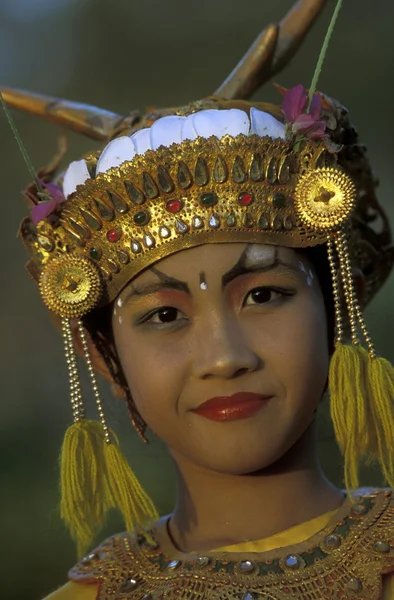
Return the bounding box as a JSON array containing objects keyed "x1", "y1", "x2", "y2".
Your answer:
[
  {"x1": 294, "y1": 167, "x2": 356, "y2": 232},
  {"x1": 39, "y1": 255, "x2": 102, "y2": 317}
]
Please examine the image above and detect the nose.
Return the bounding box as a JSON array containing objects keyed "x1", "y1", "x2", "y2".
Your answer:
[{"x1": 192, "y1": 311, "x2": 261, "y2": 380}]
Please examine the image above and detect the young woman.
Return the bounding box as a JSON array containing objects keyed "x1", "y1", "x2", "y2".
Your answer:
[{"x1": 2, "y1": 1, "x2": 393, "y2": 598}]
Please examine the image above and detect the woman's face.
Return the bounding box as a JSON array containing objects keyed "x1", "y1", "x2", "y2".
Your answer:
[{"x1": 112, "y1": 243, "x2": 329, "y2": 474}]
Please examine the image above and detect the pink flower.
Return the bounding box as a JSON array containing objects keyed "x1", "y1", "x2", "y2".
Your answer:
[
  {"x1": 282, "y1": 84, "x2": 327, "y2": 140},
  {"x1": 31, "y1": 179, "x2": 65, "y2": 225}
]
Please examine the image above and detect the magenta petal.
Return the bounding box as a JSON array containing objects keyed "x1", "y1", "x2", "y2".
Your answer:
[
  {"x1": 307, "y1": 119, "x2": 327, "y2": 136},
  {"x1": 294, "y1": 114, "x2": 315, "y2": 125},
  {"x1": 309, "y1": 93, "x2": 322, "y2": 120},
  {"x1": 315, "y1": 119, "x2": 327, "y2": 131},
  {"x1": 38, "y1": 178, "x2": 65, "y2": 203},
  {"x1": 307, "y1": 128, "x2": 328, "y2": 139},
  {"x1": 282, "y1": 85, "x2": 307, "y2": 122},
  {"x1": 31, "y1": 201, "x2": 58, "y2": 225},
  {"x1": 293, "y1": 113, "x2": 316, "y2": 133}
]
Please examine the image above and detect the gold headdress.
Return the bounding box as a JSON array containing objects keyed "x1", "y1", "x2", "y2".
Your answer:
[{"x1": 2, "y1": 0, "x2": 393, "y2": 556}]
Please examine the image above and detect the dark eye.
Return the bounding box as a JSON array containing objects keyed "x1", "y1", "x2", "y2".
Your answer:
[
  {"x1": 244, "y1": 287, "x2": 286, "y2": 306},
  {"x1": 147, "y1": 307, "x2": 180, "y2": 324}
]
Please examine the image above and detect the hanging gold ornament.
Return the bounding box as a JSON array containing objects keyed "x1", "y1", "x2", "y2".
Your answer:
[
  {"x1": 39, "y1": 255, "x2": 103, "y2": 317},
  {"x1": 294, "y1": 167, "x2": 356, "y2": 232}
]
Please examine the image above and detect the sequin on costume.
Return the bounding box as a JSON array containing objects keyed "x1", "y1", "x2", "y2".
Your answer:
[{"x1": 69, "y1": 489, "x2": 394, "y2": 599}]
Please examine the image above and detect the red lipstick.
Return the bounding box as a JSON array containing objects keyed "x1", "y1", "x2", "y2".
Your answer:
[{"x1": 191, "y1": 392, "x2": 272, "y2": 422}]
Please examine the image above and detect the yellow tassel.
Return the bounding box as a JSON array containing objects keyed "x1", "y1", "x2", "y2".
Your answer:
[
  {"x1": 327, "y1": 232, "x2": 393, "y2": 496},
  {"x1": 60, "y1": 420, "x2": 159, "y2": 556},
  {"x1": 59, "y1": 420, "x2": 114, "y2": 557},
  {"x1": 367, "y1": 356, "x2": 394, "y2": 489},
  {"x1": 103, "y1": 434, "x2": 159, "y2": 539},
  {"x1": 329, "y1": 343, "x2": 374, "y2": 493},
  {"x1": 60, "y1": 322, "x2": 158, "y2": 556}
]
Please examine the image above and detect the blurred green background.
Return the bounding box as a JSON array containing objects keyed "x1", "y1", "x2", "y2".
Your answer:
[{"x1": 0, "y1": 0, "x2": 393, "y2": 598}]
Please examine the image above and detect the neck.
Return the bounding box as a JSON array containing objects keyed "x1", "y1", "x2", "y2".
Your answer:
[{"x1": 168, "y1": 422, "x2": 344, "y2": 552}]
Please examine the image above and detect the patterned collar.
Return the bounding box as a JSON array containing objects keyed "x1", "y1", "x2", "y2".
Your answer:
[{"x1": 69, "y1": 488, "x2": 394, "y2": 599}]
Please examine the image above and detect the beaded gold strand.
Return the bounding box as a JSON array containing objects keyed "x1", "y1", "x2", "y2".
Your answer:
[
  {"x1": 59, "y1": 318, "x2": 159, "y2": 557},
  {"x1": 326, "y1": 237, "x2": 349, "y2": 449},
  {"x1": 341, "y1": 231, "x2": 394, "y2": 486},
  {"x1": 77, "y1": 321, "x2": 111, "y2": 444},
  {"x1": 59, "y1": 317, "x2": 113, "y2": 556},
  {"x1": 62, "y1": 318, "x2": 85, "y2": 422},
  {"x1": 328, "y1": 229, "x2": 394, "y2": 494},
  {"x1": 78, "y1": 320, "x2": 159, "y2": 544}
]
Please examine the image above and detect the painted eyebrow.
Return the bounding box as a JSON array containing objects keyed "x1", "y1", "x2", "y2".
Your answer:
[{"x1": 123, "y1": 249, "x2": 299, "y2": 303}]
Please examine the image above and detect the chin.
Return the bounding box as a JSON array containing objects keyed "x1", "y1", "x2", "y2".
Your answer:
[
  {"x1": 190, "y1": 440, "x2": 291, "y2": 476},
  {"x1": 184, "y1": 419, "x2": 312, "y2": 476}
]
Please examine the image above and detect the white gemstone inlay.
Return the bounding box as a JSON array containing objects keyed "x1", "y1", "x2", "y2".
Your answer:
[
  {"x1": 192, "y1": 216, "x2": 204, "y2": 229},
  {"x1": 239, "y1": 560, "x2": 254, "y2": 573},
  {"x1": 209, "y1": 215, "x2": 220, "y2": 228},
  {"x1": 176, "y1": 220, "x2": 189, "y2": 233},
  {"x1": 159, "y1": 226, "x2": 171, "y2": 238},
  {"x1": 285, "y1": 554, "x2": 300, "y2": 568},
  {"x1": 131, "y1": 241, "x2": 142, "y2": 253},
  {"x1": 143, "y1": 235, "x2": 155, "y2": 248}
]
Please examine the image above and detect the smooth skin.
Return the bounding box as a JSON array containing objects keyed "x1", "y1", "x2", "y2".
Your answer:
[{"x1": 108, "y1": 242, "x2": 344, "y2": 552}]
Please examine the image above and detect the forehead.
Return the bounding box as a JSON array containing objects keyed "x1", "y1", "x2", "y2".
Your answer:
[{"x1": 130, "y1": 243, "x2": 309, "y2": 283}]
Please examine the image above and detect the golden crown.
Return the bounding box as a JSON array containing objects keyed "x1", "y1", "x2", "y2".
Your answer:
[{"x1": 25, "y1": 134, "x2": 356, "y2": 318}]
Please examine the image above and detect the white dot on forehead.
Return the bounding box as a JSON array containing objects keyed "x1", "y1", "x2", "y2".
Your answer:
[
  {"x1": 199, "y1": 271, "x2": 207, "y2": 290},
  {"x1": 118, "y1": 316, "x2": 123, "y2": 325},
  {"x1": 246, "y1": 245, "x2": 276, "y2": 265},
  {"x1": 117, "y1": 297, "x2": 123, "y2": 308}
]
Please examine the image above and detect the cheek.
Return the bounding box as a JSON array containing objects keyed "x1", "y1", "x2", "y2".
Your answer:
[
  {"x1": 252, "y1": 294, "x2": 329, "y2": 398},
  {"x1": 113, "y1": 326, "x2": 188, "y2": 424}
]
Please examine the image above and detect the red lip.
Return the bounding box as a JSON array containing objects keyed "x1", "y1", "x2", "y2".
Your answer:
[{"x1": 191, "y1": 392, "x2": 272, "y2": 422}]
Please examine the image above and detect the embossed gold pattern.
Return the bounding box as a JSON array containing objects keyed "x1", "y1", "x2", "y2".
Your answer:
[
  {"x1": 294, "y1": 168, "x2": 356, "y2": 231},
  {"x1": 69, "y1": 489, "x2": 394, "y2": 600},
  {"x1": 39, "y1": 255, "x2": 102, "y2": 317},
  {"x1": 27, "y1": 137, "x2": 354, "y2": 317}
]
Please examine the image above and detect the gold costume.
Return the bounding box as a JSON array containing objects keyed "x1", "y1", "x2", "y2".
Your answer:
[{"x1": 45, "y1": 489, "x2": 394, "y2": 599}]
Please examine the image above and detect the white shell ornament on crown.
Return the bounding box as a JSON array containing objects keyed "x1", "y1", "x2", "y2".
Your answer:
[{"x1": 62, "y1": 108, "x2": 286, "y2": 197}]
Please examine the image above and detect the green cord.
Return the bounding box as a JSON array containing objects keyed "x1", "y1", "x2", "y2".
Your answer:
[
  {"x1": 0, "y1": 90, "x2": 44, "y2": 194},
  {"x1": 307, "y1": 0, "x2": 343, "y2": 110}
]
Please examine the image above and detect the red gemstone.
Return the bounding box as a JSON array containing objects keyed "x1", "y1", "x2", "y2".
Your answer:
[
  {"x1": 107, "y1": 229, "x2": 121, "y2": 242},
  {"x1": 238, "y1": 192, "x2": 253, "y2": 206},
  {"x1": 166, "y1": 199, "x2": 182, "y2": 213}
]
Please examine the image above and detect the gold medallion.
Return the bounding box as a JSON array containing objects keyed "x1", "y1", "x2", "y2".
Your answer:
[
  {"x1": 39, "y1": 255, "x2": 102, "y2": 317},
  {"x1": 294, "y1": 167, "x2": 356, "y2": 232}
]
